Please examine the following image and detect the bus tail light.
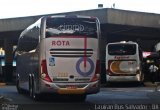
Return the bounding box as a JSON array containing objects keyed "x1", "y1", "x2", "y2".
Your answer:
[
  {"x1": 90, "y1": 60, "x2": 100, "y2": 82},
  {"x1": 107, "y1": 60, "x2": 113, "y2": 75},
  {"x1": 41, "y1": 59, "x2": 52, "y2": 82}
]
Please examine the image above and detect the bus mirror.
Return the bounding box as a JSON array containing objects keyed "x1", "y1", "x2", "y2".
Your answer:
[{"x1": 13, "y1": 47, "x2": 17, "y2": 58}]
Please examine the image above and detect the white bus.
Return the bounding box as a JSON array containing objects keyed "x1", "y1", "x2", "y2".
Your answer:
[
  {"x1": 106, "y1": 41, "x2": 143, "y2": 82},
  {"x1": 15, "y1": 15, "x2": 101, "y2": 101}
]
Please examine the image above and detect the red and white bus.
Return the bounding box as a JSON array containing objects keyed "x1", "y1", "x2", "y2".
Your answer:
[
  {"x1": 106, "y1": 41, "x2": 144, "y2": 82},
  {"x1": 16, "y1": 15, "x2": 101, "y2": 101}
]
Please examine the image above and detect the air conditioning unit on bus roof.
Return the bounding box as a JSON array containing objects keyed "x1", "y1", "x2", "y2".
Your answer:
[
  {"x1": 120, "y1": 41, "x2": 126, "y2": 43},
  {"x1": 120, "y1": 41, "x2": 135, "y2": 43}
]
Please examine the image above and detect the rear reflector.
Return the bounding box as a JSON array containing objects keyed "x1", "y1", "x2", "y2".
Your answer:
[{"x1": 41, "y1": 59, "x2": 52, "y2": 82}]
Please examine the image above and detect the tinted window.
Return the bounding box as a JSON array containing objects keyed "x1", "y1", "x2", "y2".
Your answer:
[
  {"x1": 45, "y1": 18, "x2": 97, "y2": 38},
  {"x1": 17, "y1": 26, "x2": 40, "y2": 52},
  {"x1": 108, "y1": 44, "x2": 136, "y2": 55}
]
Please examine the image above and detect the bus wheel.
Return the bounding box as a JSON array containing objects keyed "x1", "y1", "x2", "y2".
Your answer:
[
  {"x1": 105, "y1": 82, "x2": 111, "y2": 87},
  {"x1": 29, "y1": 77, "x2": 33, "y2": 97},
  {"x1": 78, "y1": 95, "x2": 86, "y2": 101},
  {"x1": 69, "y1": 95, "x2": 86, "y2": 102},
  {"x1": 32, "y1": 79, "x2": 40, "y2": 101},
  {"x1": 16, "y1": 76, "x2": 23, "y2": 94},
  {"x1": 140, "y1": 73, "x2": 144, "y2": 82},
  {"x1": 139, "y1": 73, "x2": 144, "y2": 86}
]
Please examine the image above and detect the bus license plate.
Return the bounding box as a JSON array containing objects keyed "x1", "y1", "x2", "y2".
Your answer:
[{"x1": 67, "y1": 85, "x2": 77, "y2": 89}]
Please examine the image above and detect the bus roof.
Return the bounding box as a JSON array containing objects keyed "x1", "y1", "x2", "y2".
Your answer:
[
  {"x1": 44, "y1": 15, "x2": 97, "y2": 19},
  {"x1": 107, "y1": 41, "x2": 138, "y2": 45}
]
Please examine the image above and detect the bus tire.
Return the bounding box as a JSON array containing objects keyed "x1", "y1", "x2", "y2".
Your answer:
[
  {"x1": 78, "y1": 95, "x2": 86, "y2": 102},
  {"x1": 105, "y1": 82, "x2": 111, "y2": 87},
  {"x1": 140, "y1": 73, "x2": 144, "y2": 82},
  {"x1": 16, "y1": 75, "x2": 23, "y2": 94},
  {"x1": 69, "y1": 94, "x2": 86, "y2": 102},
  {"x1": 29, "y1": 76, "x2": 33, "y2": 98},
  {"x1": 139, "y1": 73, "x2": 144, "y2": 86},
  {"x1": 32, "y1": 78, "x2": 40, "y2": 101}
]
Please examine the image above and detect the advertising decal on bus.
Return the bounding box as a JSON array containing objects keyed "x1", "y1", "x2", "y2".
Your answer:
[{"x1": 76, "y1": 57, "x2": 94, "y2": 77}]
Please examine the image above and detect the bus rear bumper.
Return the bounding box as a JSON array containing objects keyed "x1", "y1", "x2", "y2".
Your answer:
[
  {"x1": 38, "y1": 79, "x2": 100, "y2": 95},
  {"x1": 106, "y1": 74, "x2": 141, "y2": 82}
]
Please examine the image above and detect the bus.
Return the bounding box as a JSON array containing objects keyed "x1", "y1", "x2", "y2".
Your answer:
[
  {"x1": 15, "y1": 15, "x2": 101, "y2": 101},
  {"x1": 106, "y1": 41, "x2": 143, "y2": 83}
]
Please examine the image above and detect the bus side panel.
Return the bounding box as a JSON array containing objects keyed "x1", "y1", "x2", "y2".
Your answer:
[
  {"x1": 16, "y1": 53, "x2": 33, "y2": 90},
  {"x1": 38, "y1": 39, "x2": 47, "y2": 92},
  {"x1": 31, "y1": 50, "x2": 40, "y2": 93}
]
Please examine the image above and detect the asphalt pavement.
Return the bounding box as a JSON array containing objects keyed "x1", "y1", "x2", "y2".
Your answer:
[{"x1": 1, "y1": 83, "x2": 160, "y2": 110}]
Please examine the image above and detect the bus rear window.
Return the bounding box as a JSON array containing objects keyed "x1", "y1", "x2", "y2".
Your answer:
[
  {"x1": 108, "y1": 44, "x2": 136, "y2": 55},
  {"x1": 45, "y1": 18, "x2": 97, "y2": 38}
]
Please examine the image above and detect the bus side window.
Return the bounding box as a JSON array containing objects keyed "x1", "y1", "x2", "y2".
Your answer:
[
  {"x1": 29, "y1": 26, "x2": 40, "y2": 50},
  {"x1": 17, "y1": 26, "x2": 40, "y2": 52}
]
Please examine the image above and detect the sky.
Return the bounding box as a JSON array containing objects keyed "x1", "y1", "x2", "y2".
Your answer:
[{"x1": 0, "y1": 0, "x2": 160, "y2": 19}]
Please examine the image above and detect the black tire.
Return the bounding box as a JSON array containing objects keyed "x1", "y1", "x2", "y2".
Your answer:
[
  {"x1": 139, "y1": 73, "x2": 144, "y2": 86},
  {"x1": 105, "y1": 82, "x2": 111, "y2": 87},
  {"x1": 78, "y1": 95, "x2": 86, "y2": 101},
  {"x1": 16, "y1": 78, "x2": 23, "y2": 94},
  {"x1": 140, "y1": 72, "x2": 144, "y2": 82},
  {"x1": 32, "y1": 78, "x2": 40, "y2": 101},
  {"x1": 29, "y1": 77, "x2": 33, "y2": 98},
  {"x1": 69, "y1": 94, "x2": 86, "y2": 102}
]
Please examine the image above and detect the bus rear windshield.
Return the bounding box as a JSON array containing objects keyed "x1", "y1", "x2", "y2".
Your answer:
[
  {"x1": 45, "y1": 18, "x2": 97, "y2": 38},
  {"x1": 108, "y1": 44, "x2": 136, "y2": 55}
]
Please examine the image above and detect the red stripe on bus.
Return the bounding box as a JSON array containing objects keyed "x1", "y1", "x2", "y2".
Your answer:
[{"x1": 84, "y1": 37, "x2": 87, "y2": 68}]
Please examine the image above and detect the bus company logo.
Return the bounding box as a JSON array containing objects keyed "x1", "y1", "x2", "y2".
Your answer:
[
  {"x1": 58, "y1": 24, "x2": 84, "y2": 31},
  {"x1": 76, "y1": 57, "x2": 94, "y2": 77},
  {"x1": 114, "y1": 56, "x2": 129, "y2": 60},
  {"x1": 52, "y1": 40, "x2": 70, "y2": 46}
]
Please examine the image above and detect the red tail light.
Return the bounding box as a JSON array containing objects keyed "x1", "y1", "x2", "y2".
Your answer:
[
  {"x1": 41, "y1": 59, "x2": 52, "y2": 82},
  {"x1": 90, "y1": 60, "x2": 100, "y2": 82},
  {"x1": 107, "y1": 60, "x2": 113, "y2": 75}
]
